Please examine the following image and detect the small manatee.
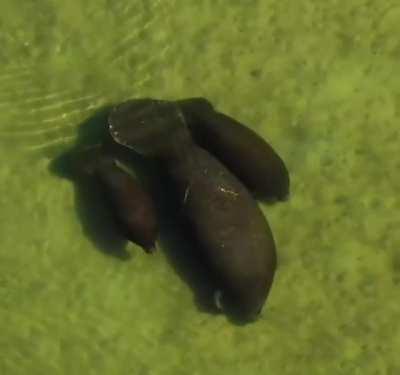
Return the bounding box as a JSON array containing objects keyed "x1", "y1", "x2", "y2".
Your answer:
[
  {"x1": 177, "y1": 97, "x2": 290, "y2": 201},
  {"x1": 77, "y1": 147, "x2": 158, "y2": 252}
]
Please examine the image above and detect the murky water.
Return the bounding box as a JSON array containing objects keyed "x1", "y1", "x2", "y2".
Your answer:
[{"x1": 1, "y1": 1, "x2": 399, "y2": 374}]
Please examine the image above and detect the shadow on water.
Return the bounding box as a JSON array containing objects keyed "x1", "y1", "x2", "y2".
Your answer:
[
  {"x1": 47, "y1": 105, "x2": 223, "y2": 318},
  {"x1": 49, "y1": 105, "x2": 132, "y2": 260},
  {"x1": 148, "y1": 172, "x2": 222, "y2": 317}
]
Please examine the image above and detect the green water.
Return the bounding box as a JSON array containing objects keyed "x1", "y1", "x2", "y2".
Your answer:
[{"x1": 1, "y1": 1, "x2": 399, "y2": 374}]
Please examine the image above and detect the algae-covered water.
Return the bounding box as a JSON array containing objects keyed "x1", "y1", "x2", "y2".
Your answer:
[{"x1": 1, "y1": 1, "x2": 399, "y2": 374}]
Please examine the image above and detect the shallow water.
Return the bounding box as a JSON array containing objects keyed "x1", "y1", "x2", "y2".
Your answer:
[{"x1": 1, "y1": 1, "x2": 399, "y2": 374}]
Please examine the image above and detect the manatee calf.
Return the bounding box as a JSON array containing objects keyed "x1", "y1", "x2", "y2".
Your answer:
[
  {"x1": 76, "y1": 146, "x2": 158, "y2": 252},
  {"x1": 178, "y1": 97, "x2": 289, "y2": 201}
]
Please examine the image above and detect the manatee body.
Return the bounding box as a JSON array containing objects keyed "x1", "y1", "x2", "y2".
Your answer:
[
  {"x1": 78, "y1": 148, "x2": 158, "y2": 252},
  {"x1": 109, "y1": 100, "x2": 277, "y2": 320},
  {"x1": 166, "y1": 143, "x2": 277, "y2": 319},
  {"x1": 178, "y1": 97, "x2": 290, "y2": 201}
]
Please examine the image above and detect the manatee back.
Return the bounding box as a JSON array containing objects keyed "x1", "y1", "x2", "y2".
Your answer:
[{"x1": 108, "y1": 99, "x2": 192, "y2": 159}]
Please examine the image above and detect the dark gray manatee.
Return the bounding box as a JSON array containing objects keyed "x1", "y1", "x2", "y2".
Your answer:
[
  {"x1": 108, "y1": 99, "x2": 277, "y2": 321},
  {"x1": 177, "y1": 97, "x2": 290, "y2": 201},
  {"x1": 76, "y1": 146, "x2": 158, "y2": 252}
]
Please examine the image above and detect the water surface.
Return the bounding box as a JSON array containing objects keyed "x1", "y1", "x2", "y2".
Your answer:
[{"x1": 0, "y1": 1, "x2": 399, "y2": 374}]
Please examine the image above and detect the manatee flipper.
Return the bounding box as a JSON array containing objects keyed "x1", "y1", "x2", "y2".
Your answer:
[
  {"x1": 177, "y1": 97, "x2": 290, "y2": 202},
  {"x1": 213, "y1": 290, "x2": 224, "y2": 311}
]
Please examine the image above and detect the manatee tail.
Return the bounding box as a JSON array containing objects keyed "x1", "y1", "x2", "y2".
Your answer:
[{"x1": 108, "y1": 99, "x2": 193, "y2": 159}]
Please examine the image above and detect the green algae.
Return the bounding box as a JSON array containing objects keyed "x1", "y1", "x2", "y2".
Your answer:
[{"x1": 0, "y1": 0, "x2": 399, "y2": 374}]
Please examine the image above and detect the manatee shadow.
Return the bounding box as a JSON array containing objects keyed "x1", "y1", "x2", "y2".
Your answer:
[
  {"x1": 160, "y1": 225, "x2": 223, "y2": 316},
  {"x1": 49, "y1": 106, "x2": 135, "y2": 260},
  {"x1": 126, "y1": 169, "x2": 219, "y2": 314}
]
